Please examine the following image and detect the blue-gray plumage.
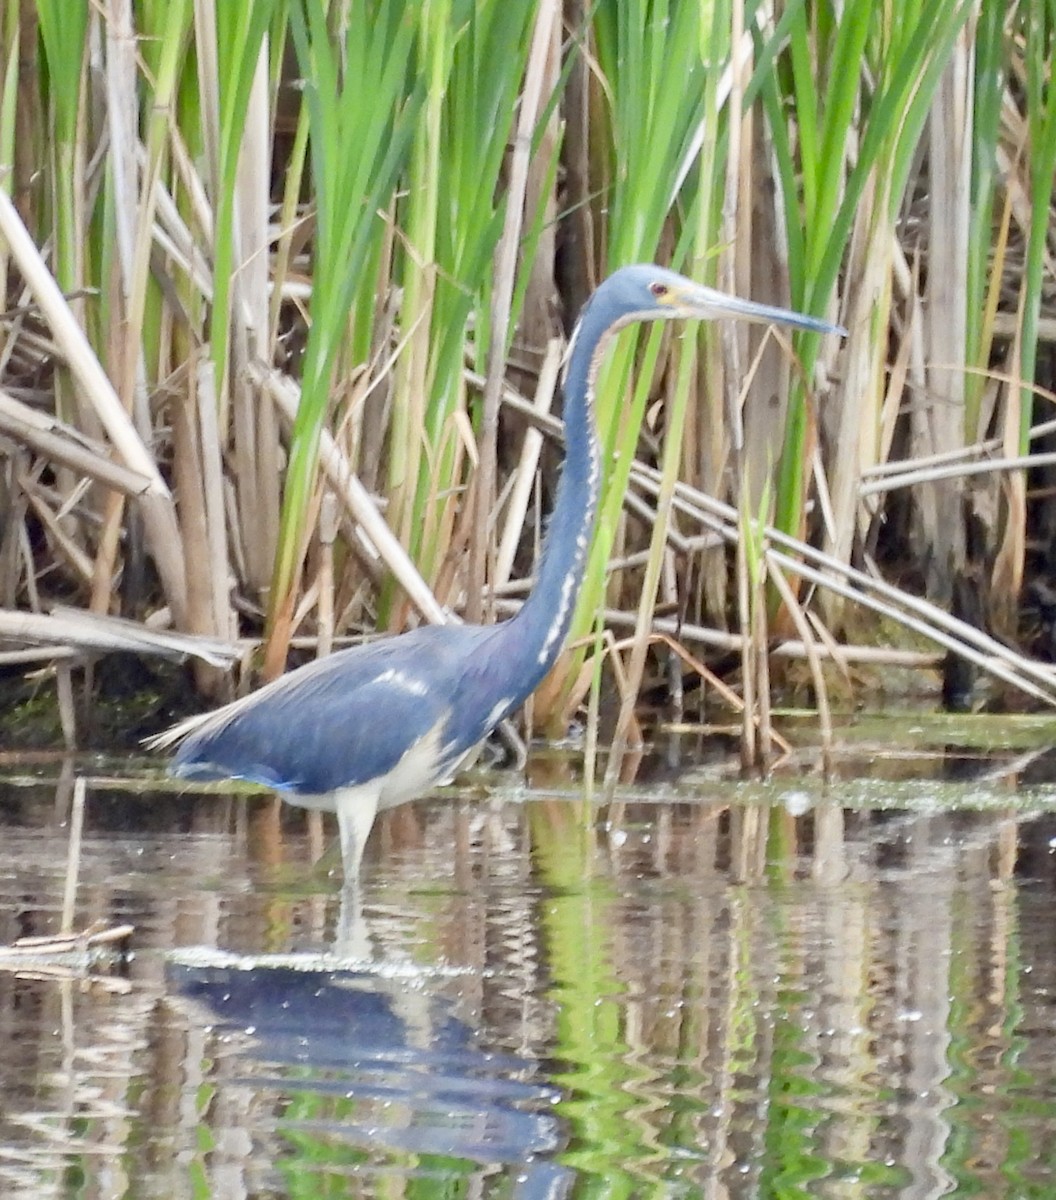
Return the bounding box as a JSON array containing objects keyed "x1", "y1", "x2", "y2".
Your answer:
[{"x1": 159, "y1": 264, "x2": 842, "y2": 881}]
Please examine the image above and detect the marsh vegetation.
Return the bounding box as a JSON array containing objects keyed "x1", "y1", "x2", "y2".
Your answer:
[{"x1": 0, "y1": 1, "x2": 1055, "y2": 763}]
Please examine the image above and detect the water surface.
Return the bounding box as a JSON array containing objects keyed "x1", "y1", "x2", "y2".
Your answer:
[{"x1": 0, "y1": 734, "x2": 1055, "y2": 1197}]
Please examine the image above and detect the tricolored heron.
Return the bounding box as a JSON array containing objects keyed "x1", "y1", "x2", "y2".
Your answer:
[{"x1": 159, "y1": 265, "x2": 839, "y2": 885}]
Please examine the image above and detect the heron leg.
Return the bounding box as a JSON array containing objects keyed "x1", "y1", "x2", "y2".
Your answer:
[
  {"x1": 333, "y1": 786, "x2": 380, "y2": 881},
  {"x1": 332, "y1": 786, "x2": 379, "y2": 960}
]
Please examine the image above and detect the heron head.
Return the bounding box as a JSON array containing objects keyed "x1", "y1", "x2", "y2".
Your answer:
[{"x1": 601, "y1": 263, "x2": 844, "y2": 337}]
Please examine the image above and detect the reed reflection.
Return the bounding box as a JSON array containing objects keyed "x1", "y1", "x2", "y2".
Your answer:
[{"x1": 0, "y1": 767, "x2": 1050, "y2": 1196}]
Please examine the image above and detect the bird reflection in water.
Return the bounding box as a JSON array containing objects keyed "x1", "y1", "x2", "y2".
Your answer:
[{"x1": 170, "y1": 959, "x2": 572, "y2": 1197}]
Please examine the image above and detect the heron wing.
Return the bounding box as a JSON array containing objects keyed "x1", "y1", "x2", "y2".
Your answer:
[{"x1": 170, "y1": 625, "x2": 497, "y2": 795}]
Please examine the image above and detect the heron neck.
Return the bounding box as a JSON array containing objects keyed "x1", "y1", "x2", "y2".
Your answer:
[{"x1": 510, "y1": 315, "x2": 608, "y2": 683}]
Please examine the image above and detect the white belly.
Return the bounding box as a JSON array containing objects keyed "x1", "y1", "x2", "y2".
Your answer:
[{"x1": 286, "y1": 716, "x2": 449, "y2": 814}]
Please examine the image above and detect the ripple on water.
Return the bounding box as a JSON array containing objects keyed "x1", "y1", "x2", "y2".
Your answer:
[{"x1": 0, "y1": 770, "x2": 1053, "y2": 1195}]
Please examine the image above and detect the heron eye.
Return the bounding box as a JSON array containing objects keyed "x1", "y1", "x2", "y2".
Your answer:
[{"x1": 649, "y1": 281, "x2": 669, "y2": 299}]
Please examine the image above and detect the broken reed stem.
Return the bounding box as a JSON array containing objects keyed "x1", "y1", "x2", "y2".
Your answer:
[
  {"x1": 61, "y1": 777, "x2": 87, "y2": 936},
  {"x1": 861, "y1": 410, "x2": 1056, "y2": 480},
  {"x1": 859, "y1": 451, "x2": 1056, "y2": 497},
  {"x1": 0, "y1": 390, "x2": 153, "y2": 494},
  {"x1": 56, "y1": 663, "x2": 77, "y2": 749},
  {"x1": 629, "y1": 464, "x2": 1056, "y2": 704}
]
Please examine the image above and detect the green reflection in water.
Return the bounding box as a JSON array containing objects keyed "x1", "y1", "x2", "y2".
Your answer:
[
  {"x1": 942, "y1": 878, "x2": 1056, "y2": 1198},
  {"x1": 529, "y1": 800, "x2": 935, "y2": 1196},
  {"x1": 530, "y1": 803, "x2": 660, "y2": 1196}
]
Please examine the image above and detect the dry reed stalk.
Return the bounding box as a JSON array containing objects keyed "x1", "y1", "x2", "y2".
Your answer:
[
  {"x1": 0, "y1": 647, "x2": 80, "y2": 666},
  {"x1": 0, "y1": 605, "x2": 236, "y2": 663},
  {"x1": 631, "y1": 465, "x2": 1056, "y2": 705},
  {"x1": 552, "y1": 631, "x2": 607, "y2": 745},
  {"x1": 865, "y1": 438, "x2": 1000, "y2": 477},
  {"x1": 267, "y1": 105, "x2": 309, "y2": 353},
  {"x1": 805, "y1": 610, "x2": 855, "y2": 688},
  {"x1": 723, "y1": 0, "x2": 756, "y2": 769},
  {"x1": 767, "y1": 558, "x2": 833, "y2": 760},
  {"x1": 517, "y1": 12, "x2": 561, "y2": 393},
  {"x1": 862, "y1": 393, "x2": 1056, "y2": 489},
  {"x1": 55, "y1": 663, "x2": 75, "y2": 749},
  {"x1": 756, "y1": 600, "x2": 776, "y2": 766},
  {"x1": 91, "y1": 1, "x2": 142, "y2": 614},
  {"x1": 824, "y1": 171, "x2": 890, "y2": 576},
  {"x1": 660, "y1": 548, "x2": 682, "y2": 719},
  {"x1": 865, "y1": 384, "x2": 1056, "y2": 481},
  {"x1": 89, "y1": 491, "x2": 126, "y2": 615},
  {"x1": 0, "y1": 189, "x2": 188, "y2": 622},
  {"x1": 232, "y1": 42, "x2": 279, "y2": 597},
  {"x1": 22, "y1": 481, "x2": 94, "y2": 584},
  {"x1": 153, "y1": 136, "x2": 216, "y2": 291},
  {"x1": 192, "y1": 0, "x2": 221, "y2": 202},
  {"x1": 291, "y1": 572, "x2": 320, "y2": 635},
  {"x1": 558, "y1": 608, "x2": 941, "y2": 669},
  {"x1": 417, "y1": 410, "x2": 472, "y2": 613},
  {"x1": 494, "y1": 339, "x2": 561, "y2": 589},
  {"x1": 581, "y1": 623, "x2": 605, "y2": 803},
  {"x1": 170, "y1": 362, "x2": 228, "y2": 699},
  {"x1": 0, "y1": 451, "x2": 27, "y2": 608},
  {"x1": 387, "y1": 8, "x2": 441, "y2": 573},
  {"x1": 387, "y1": 248, "x2": 435, "y2": 569},
  {"x1": 195, "y1": 361, "x2": 232, "y2": 641},
  {"x1": 596, "y1": 636, "x2": 644, "y2": 811},
  {"x1": 315, "y1": 492, "x2": 338, "y2": 659},
  {"x1": 0, "y1": 390, "x2": 152, "y2": 494},
  {"x1": 557, "y1": 0, "x2": 594, "y2": 312},
  {"x1": 466, "y1": 0, "x2": 560, "y2": 623},
  {"x1": 650, "y1": 632, "x2": 792, "y2": 761},
  {"x1": 861, "y1": 451, "x2": 1056, "y2": 497},
  {"x1": 60, "y1": 776, "x2": 86, "y2": 935},
  {"x1": 915, "y1": 32, "x2": 973, "y2": 602},
  {"x1": 982, "y1": 98, "x2": 1037, "y2": 631},
  {"x1": 742, "y1": 122, "x2": 799, "y2": 510},
  {"x1": 103, "y1": 0, "x2": 152, "y2": 429},
  {"x1": 872, "y1": 247, "x2": 916, "y2": 522},
  {"x1": 973, "y1": 163, "x2": 1016, "y2": 448},
  {"x1": 603, "y1": 350, "x2": 699, "y2": 790},
  {"x1": 18, "y1": 524, "x2": 38, "y2": 613},
  {"x1": 251, "y1": 362, "x2": 446, "y2": 625},
  {"x1": 769, "y1": 544, "x2": 1056, "y2": 706},
  {"x1": 991, "y1": 328, "x2": 1028, "y2": 634}
]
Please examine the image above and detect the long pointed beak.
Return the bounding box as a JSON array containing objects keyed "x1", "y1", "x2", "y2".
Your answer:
[{"x1": 678, "y1": 282, "x2": 846, "y2": 337}]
